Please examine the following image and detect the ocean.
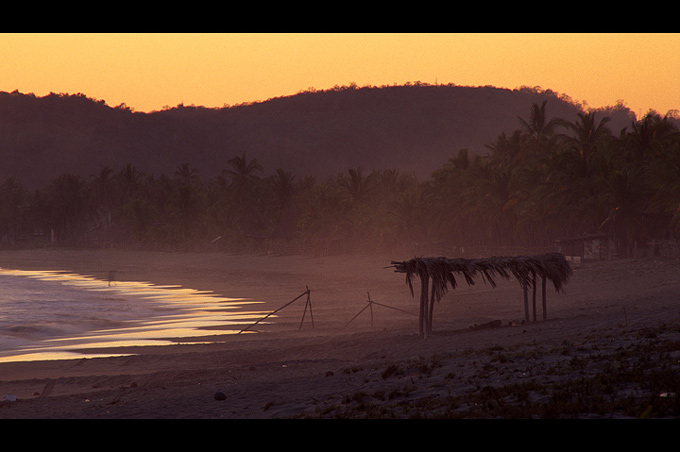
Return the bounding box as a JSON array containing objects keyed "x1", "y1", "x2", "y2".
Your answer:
[{"x1": 0, "y1": 268, "x2": 267, "y2": 363}]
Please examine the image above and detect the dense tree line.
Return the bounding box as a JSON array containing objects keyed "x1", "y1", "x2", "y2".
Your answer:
[
  {"x1": 423, "y1": 104, "x2": 680, "y2": 257},
  {"x1": 0, "y1": 102, "x2": 679, "y2": 257}
]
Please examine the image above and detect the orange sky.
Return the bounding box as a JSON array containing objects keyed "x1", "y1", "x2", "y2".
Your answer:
[{"x1": 1, "y1": 33, "x2": 678, "y2": 117}]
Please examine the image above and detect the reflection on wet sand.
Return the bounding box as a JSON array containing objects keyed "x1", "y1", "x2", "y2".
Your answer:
[{"x1": 0, "y1": 269, "x2": 269, "y2": 363}]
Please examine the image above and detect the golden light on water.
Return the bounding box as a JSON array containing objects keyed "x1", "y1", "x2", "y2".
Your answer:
[{"x1": 0, "y1": 269, "x2": 268, "y2": 363}]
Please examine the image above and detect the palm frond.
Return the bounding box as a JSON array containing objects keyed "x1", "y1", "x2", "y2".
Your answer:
[{"x1": 390, "y1": 253, "x2": 572, "y2": 305}]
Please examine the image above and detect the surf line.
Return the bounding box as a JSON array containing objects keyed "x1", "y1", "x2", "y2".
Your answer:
[{"x1": 0, "y1": 268, "x2": 268, "y2": 362}]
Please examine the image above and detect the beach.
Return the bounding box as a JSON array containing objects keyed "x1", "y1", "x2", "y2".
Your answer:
[{"x1": 0, "y1": 248, "x2": 679, "y2": 418}]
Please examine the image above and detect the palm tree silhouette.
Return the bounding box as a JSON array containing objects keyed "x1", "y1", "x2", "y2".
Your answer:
[{"x1": 223, "y1": 152, "x2": 263, "y2": 192}]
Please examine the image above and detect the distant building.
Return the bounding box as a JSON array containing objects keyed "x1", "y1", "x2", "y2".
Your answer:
[{"x1": 554, "y1": 233, "x2": 613, "y2": 262}]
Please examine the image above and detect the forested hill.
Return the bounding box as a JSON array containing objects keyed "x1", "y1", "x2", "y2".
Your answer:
[{"x1": 0, "y1": 84, "x2": 637, "y2": 188}]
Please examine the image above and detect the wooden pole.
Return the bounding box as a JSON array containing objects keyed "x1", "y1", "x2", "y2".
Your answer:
[
  {"x1": 541, "y1": 275, "x2": 547, "y2": 320},
  {"x1": 345, "y1": 304, "x2": 370, "y2": 327},
  {"x1": 428, "y1": 279, "x2": 436, "y2": 335},
  {"x1": 344, "y1": 295, "x2": 418, "y2": 328},
  {"x1": 299, "y1": 286, "x2": 314, "y2": 330},
  {"x1": 420, "y1": 273, "x2": 429, "y2": 338},
  {"x1": 532, "y1": 274, "x2": 537, "y2": 322},
  {"x1": 307, "y1": 286, "x2": 314, "y2": 328},
  {"x1": 239, "y1": 288, "x2": 310, "y2": 334},
  {"x1": 523, "y1": 283, "x2": 529, "y2": 323}
]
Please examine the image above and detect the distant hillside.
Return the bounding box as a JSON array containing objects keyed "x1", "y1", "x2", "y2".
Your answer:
[{"x1": 0, "y1": 84, "x2": 638, "y2": 188}]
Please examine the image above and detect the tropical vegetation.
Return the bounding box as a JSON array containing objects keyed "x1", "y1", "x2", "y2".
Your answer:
[{"x1": 1, "y1": 101, "x2": 679, "y2": 258}]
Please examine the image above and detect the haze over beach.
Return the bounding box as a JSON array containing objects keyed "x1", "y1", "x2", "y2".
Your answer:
[{"x1": 1, "y1": 33, "x2": 680, "y2": 420}]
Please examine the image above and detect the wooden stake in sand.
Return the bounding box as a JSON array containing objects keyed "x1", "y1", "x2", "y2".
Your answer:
[
  {"x1": 345, "y1": 291, "x2": 417, "y2": 328},
  {"x1": 238, "y1": 287, "x2": 313, "y2": 334},
  {"x1": 299, "y1": 286, "x2": 314, "y2": 330}
]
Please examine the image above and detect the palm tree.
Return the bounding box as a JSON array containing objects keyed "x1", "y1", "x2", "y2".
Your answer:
[
  {"x1": 223, "y1": 152, "x2": 263, "y2": 192},
  {"x1": 557, "y1": 111, "x2": 612, "y2": 167},
  {"x1": 46, "y1": 173, "x2": 91, "y2": 239},
  {"x1": 385, "y1": 183, "x2": 427, "y2": 247},
  {"x1": 174, "y1": 162, "x2": 200, "y2": 188},
  {"x1": 117, "y1": 164, "x2": 143, "y2": 201},
  {"x1": 427, "y1": 148, "x2": 508, "y2": 247},
  {"x1": 297, "y1": 182, "x2": 353, "y2": 243},
  {"x1": 336, "y1": 167, "x2": 377, "y2": 203},
  {"x1": 485, "y1": 130, "x2": 525, "y2": 168},
  {"x1": 518, "y1": 100, "x2": 566, "y2": 155},
  {"x1": 221, "y1": 153, "x2": 264, "y2": 235},
  {"x1": 0, "y1": 176, "x2": 27, "y2": 238},
  {"x1": 90, "y1": 166, "x2": 116, "y2": 229},
  {"x1": 622, "y1": 112, "x2": 680, "y2": 164},
  {"x1": 449, "y1": 148, "x2": 471, "y2": 171},
  {"x1": 469, "y1": 161, "x2": 519, "y2": 245},
  {"x1": 636, "y1": 116, "x2": 680, "y2": 238},
  {"x1": 173, "y1": 163, "x2": 202, "y2": 245},
  {"x1": 597, "y1": 166, "x2": 651, "y2": 257},
  {"x1": 271, "y1": 168, "x2": 297, "y2": 210},
  {"x1": 541, "y1": 111, "x2": 613, "y2": 236}
]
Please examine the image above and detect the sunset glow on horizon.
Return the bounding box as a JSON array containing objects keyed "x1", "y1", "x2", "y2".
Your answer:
[{"x1": 1, "y1": 33, "x2": 678, "y2": 117}]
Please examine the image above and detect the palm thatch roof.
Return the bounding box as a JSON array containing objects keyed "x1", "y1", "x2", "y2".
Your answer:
[
  {"x1": 391, "y1": 253, "x2": 572, "y2": 298},
  {"x1": 389, "y1": 253, "x2": 573, "y2": 337}
]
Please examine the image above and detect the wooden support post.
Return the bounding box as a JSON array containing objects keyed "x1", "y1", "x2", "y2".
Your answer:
[
  {"x1": 345, "y1": 305, "x2": 368, "y2": 327},
  {"x1": 345, "y1": 293, "x2": 418, "y2": 329},
  {"x1": 308, "y1": 286, "x2": 314, "y2": 328},
  {"x1": 420, "y1": 273, "x2": 430, "y2": 338},
  {"x1": 428, "y1": 279, "x2": 436, "y2": 335},
  {"x1": 532, "y1": 274, "x2": 537, "y2": 322},
  {"x1": 239, "y1": 288, "x2": 310, "y2": 334},
  {"x1": 523, "y1": 283, "x2": 529, "y2": 323},
  {"x1": 541, "y1": 275, "x2": 547, "y2": 320},
  {"x1": 299, "y1": 286, "x2": 314, "y2": 330}
]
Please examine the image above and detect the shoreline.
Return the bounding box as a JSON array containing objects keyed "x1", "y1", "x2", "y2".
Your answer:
[
  {"x1": 1, "y1": 248, "x2": 679, "y2": 418},
  {"x1": 0, "y1": 265, "x2": 271, "y2": 364}
]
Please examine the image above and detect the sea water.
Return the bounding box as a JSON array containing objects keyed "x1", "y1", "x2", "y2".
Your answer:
[{"x1": 0, "y1": 268, "x2": 268, "y2": 363}]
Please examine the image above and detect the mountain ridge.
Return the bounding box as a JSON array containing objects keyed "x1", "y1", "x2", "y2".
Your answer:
[{"x1": 0, "y1": 84, "x2": 639, "y2": 188}]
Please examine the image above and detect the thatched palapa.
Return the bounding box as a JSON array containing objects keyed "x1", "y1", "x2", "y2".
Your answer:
[{"x1": 389, "y1": 253, "x2": 572, "y2": 337}]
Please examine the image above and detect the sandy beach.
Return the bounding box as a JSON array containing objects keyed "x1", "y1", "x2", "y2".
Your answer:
[{"x1": 0, "y1": 248, "x2": 679, "y2": 419}]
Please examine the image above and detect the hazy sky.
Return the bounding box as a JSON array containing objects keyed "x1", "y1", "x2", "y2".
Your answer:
[{"x1": 2, "y1": 33, "x2": 678, "y2": 116}]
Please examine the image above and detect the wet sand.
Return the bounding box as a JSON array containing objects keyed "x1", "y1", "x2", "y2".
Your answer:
[{"x1": 0, "y1": 248, "x2": 679, "y2": 418}]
